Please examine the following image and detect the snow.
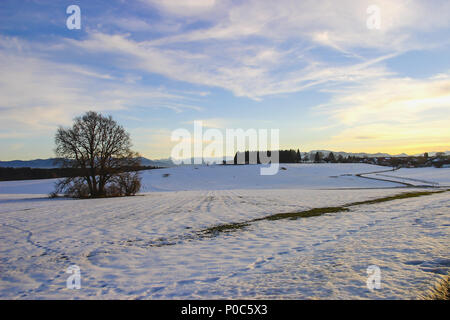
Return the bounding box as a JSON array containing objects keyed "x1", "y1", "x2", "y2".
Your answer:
[
  {"x1": 364, "y1": 167, "x2": 450, "y2": 187},
  {"x1": 0, "y1": 163, "x2": 449, "y2": 299},
  {"x1": 0, "y1": 163, "x2": 403, "y2": 195},
  {"x1": 0, "y1": 178, "x2": 59, "y2": 195},
  {"x1": 139, "y1": 163, "x2": 406, "y2": 192}
]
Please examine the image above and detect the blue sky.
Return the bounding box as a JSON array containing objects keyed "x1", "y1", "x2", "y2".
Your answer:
[{"x1": 1, "y1": 0, "x2": 450, "y2": 160}]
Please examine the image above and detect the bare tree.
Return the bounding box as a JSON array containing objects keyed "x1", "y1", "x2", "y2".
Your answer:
[{"x1": 54, "y1": 111, "x2": 141, "y2": 198}]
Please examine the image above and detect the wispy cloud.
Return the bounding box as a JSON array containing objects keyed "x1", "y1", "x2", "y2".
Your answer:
[
  {"x1": 53, "y1": 0, "x2": 450, "y2": 101},
  {"x1": 0, "y1": 36, "x2": 202, "y2": 138},
  {"x1": 322, "y1": 74, "x2": 450, "y2": 125},
  {"x1": 142, "y1": 0, "x2": 219, "y2": 17},
  {"x1": 1, "y1": 0, "x2": 450, "y2": 158},
  {"x1": 62, "y1": 31, "x2": 395, "y2": 100},
  {"x1": 313, "y1": 72, "x2": 450, "y2": 153}
]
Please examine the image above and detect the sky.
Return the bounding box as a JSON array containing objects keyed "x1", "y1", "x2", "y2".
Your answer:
[{"x1": 0, "y1": 0, "x2": 449, "y2": 160}]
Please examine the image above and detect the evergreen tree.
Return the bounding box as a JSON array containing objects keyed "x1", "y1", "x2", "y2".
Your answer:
[
  {"x1": 328, "y1": 152, "x2": 336, "y2": 163},
  {"x1": 290, "y1": 149, "x2": 297, "y2": 163},
  {"x1": 314, "y1": 152, "x2": 322, "y2": 163}
]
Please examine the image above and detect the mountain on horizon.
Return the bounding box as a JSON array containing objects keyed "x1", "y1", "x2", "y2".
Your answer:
[{"x1": 0, "y1": 157, "x2": 175, "y2": 169}]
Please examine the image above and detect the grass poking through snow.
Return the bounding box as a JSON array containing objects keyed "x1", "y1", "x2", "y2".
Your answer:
[
  {"x1": 422, "y1": 274, "x2": 450, "y2": 300},
  {"x1": 200, "y1": 189, "x2": 449, "y2": 238},
  {"x1": 252, "y1": 207, "x2": 350, "y2": 221},
  {"x1": 201, "y1": 222, "x2": 251, "y2": 235},
  {"x1": 344, "y1": 190, "x2": 448, "y2": 207}
]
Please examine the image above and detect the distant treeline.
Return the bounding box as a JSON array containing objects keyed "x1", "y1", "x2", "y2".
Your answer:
[
  {"x1": 233, "y1": 149, "x2": 301, "y2": 164},
  {"x1": 231, "y1": 150, "x2": 450, "y2": 168},
  {"x1": 0, "y1": 166, "x2": 160, "y2": 182}
]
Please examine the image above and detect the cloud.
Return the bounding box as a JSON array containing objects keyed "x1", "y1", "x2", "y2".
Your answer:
[
  {"x1": 182, "y1": 118, "x2": 230, "y2": 129},
  {"x1": 148, "y1": 0, "x2": 450, "y2": 50},
  {"x1": 53, "y1": 0, "x2": 449, "y2": 101},
  {"x1": 143, "y1": 0, "x2": 219, "y2": 17},
  {"x1": 1, "y1": 0, "x2": 450, "y2": 158},
  {"x1": 313, "y1": 72, "x2": 450, "y2": 153},
  {"x1": 325, "y1": 119, "x2": 450, "y2": 154},
  {"x1": 6, "y1": 1, "x2": 448, "y2": 103},
  {"x1": 323, "y1": 74, "x2": 450, "y2": 125},
  {"x1": 65, "y1": 32, "x2": 395, "y2": 100},
  {"x1": 0, "y1": 36, "x2": 202, "y2": 138}
]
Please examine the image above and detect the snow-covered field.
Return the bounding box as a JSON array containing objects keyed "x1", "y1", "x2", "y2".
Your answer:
[
  {"x1": 0, "y1": 163, "x2": 399, "y2": 195},
  {"x1": 364, "y1": 167, "x2": 450, "y2": 187},
  {"x1": 0, "y1": 164, "x2": 449, "y2": 299},
  {"x1": 139, "y1": 163, "x2": 405, "y2": 192}
]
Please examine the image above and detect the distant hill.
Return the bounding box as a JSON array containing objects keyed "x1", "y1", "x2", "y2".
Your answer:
[
  {"x1": 0, "y1": 157, "x2": 175, "y2": 168},
  {"x1": 137, "y1": 157, "x2": 175, "y2": 168},
  {"x1": 0, "y1": 158, "x2": 63, "y2": 168}
]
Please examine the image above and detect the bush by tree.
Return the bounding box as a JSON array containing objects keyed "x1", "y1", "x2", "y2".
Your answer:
[{"x1": 111, "y1": 171, "x2": 141, "y2": 197}]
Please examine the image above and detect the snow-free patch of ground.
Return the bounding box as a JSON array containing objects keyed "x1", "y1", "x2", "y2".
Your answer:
[{"x1": 0, "y1": 164, "x2": 449, "y2": 299}]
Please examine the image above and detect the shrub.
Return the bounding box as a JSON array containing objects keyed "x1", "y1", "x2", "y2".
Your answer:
[
  {"x1": 55, "y1": 177, "x2": 90, "y2": 198},
  {"x1": 423, "y1": 275, "x2": 450, "y2": 300},
  {"x1": 55, "y1": 171, "x2": 141, "y2": 198},
  {"x1": 113, "y1": 171, "x2": 141, "y2": 196}
]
